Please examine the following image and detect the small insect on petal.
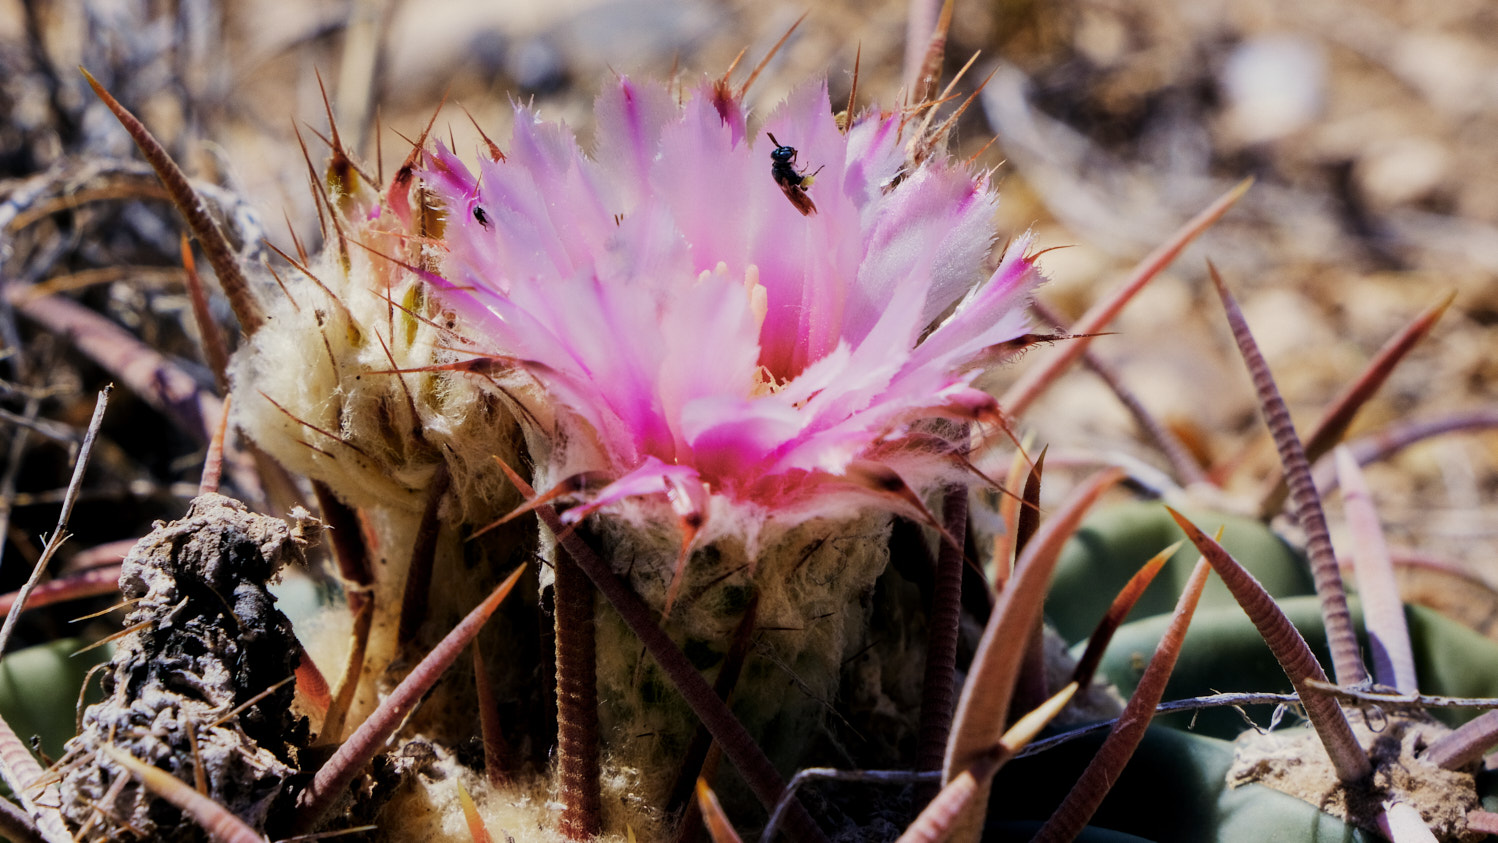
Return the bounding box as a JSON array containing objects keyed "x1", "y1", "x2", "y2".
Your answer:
[{"x1": 766, "y1": 132, "x2": 821, "y2": 216}]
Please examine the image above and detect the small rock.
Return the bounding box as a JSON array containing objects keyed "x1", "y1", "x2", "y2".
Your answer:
[{"x1": 1220, "y1": 34, "x2": 1327, "y2": 146}]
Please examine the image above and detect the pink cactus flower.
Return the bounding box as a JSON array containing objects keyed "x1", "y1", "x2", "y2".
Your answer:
[{"x1": 418, "y1": 77, "x2": 1041, "y2": 545}]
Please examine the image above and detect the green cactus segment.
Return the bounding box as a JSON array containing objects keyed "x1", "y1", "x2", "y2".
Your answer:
[
  {"x1": 990, "y1": 726, "x2": 1369, "y2": 841},
  {"x1": 1088, "y1": 597, "x2": 1498, "y2": 740},
  {"x1": 1405, "y1": 604, "x2": 1498, "y2": 724},
  {"x1": 1022, "y1": 513, "x2": 1498, "y2": 842},
  {"x1": 1031, "y1": 596, "x2": 1498, "y2": 839},
  {"x1": 0, "y1": 638, "x2": 111, "y2": 761},
  {"x1": 1049, "y1": 503, "x2": 1314, "y2": 645},
  {"x1": 1091, "y1": 597, "x2": 1339, "y2": 741}
]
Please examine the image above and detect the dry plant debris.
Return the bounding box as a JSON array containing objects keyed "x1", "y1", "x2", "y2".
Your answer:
[{"x1": 57, "y1": 494, "x2": 313, "y2": 842}]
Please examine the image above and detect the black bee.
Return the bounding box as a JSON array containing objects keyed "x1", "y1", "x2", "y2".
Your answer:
[{"x1": 767, "y1": 132, "x2": 823, "y2": 216}]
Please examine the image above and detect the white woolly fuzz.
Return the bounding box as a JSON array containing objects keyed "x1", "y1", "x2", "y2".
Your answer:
[
  {"x1": 581, "y1": 505, "x2": 894, "y2": 806},
  {"x1": 230, "y1": 238, "x2": 534, "y2": 527},
  {"x1": 229, "y1": 214, "x2": 545, "y2": 743},
  {"x1": 372, "y1": 742, "x2": 665, "y2": 843}
]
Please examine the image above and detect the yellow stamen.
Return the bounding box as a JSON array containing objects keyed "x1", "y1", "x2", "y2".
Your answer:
[
  {"x1": 695, "y1": 263, "x2": 778, "y2": 397},
  {"x1": 743, "y1": 264, "x2": 767, "y2": 332}
]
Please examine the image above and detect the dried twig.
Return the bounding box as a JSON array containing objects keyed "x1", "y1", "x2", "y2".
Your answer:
[
  {"x1": 0, "y1": 385, "x2": 110, "y2": 658},
  {"x1": 0, "y1": 564, "x2": 120, "y2": 618},
  {"x1": 10, "y1": 290, "x2": 217, "y2": 442},
  {"x1": 0, "y1": 392, "x2": 81, "y2": 843}
]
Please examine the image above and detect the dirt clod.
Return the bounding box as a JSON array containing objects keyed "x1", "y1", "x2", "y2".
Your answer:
[
  {"x1": 1229, "y1": 708, "x2": 1482, "y2": 842},
  {"x1": 58, "y1": 494, "x2": 314, "y2": 842}
]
